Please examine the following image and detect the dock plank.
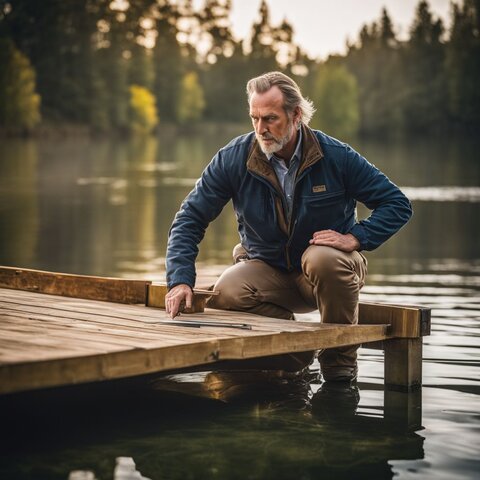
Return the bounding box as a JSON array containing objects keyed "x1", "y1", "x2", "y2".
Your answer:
[{"x1": 0, "y1": 281, "x2": 431, "y2": 338}]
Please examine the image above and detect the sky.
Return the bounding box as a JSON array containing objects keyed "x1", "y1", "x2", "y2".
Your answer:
[{"x1": 224, "y1": 0, "x2": 452, "y2": 60}]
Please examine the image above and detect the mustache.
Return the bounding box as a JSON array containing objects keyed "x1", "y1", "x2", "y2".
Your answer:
[{"x1": 259, "y1": 133, "x2": 280, "y2": 142}]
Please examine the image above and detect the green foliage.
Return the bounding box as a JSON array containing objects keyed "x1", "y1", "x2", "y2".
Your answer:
[
  {"x1": 152, "y1": 16, "x2": 184, "y2": 122},
  {"x1": 87, "y1": 65, "x2": 110, "y2": 131},
  {"x1": 311, "y1": 64, "x2": 359, "y2": 139},
  {"x1": 201, "y1": 48, "x2": 249, "y2": 122},
  {"x1": 129, "y1": 44, "x2": 155, "y2": 91},
  {"x1": 446, "y1": 0, "x2": 480, "y2": 128},
  {"x1": 129, "y1": 84, "x2": 159, "y2": 134},
  {"x1": 342, "y1": 0, "x2": 480, "y2": 135},
  {"x1": 402, "y1": 1, "x2": 447, "y2": 131},
  {"x1": 344, "y1": 8, "x2": 405, "y2": 135},
  {"x1": 0, "y1": 38, "x2": 41, "y2": 131},
  {"x1": 176, "y1": 72, "x2": 205, "y2": 124},
  {"x1": 0, "y1": 0, "x2": 479, "y2": 135}
]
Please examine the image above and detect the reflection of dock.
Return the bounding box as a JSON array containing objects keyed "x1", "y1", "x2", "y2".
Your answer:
[{"x1": 0, "y1": 267, "x2": 430, "y2": 400}]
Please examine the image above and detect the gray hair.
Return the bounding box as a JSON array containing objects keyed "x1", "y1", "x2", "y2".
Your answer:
[{"x1": 246, "y1": 71, "x2": 316, "y2": 125}]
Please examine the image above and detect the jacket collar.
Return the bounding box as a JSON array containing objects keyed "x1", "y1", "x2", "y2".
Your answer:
[
  {"x1": 246, "y1": 124, "x2": 324, "y2": 236},
  {"x1": 246, "y1": 124, "x2": 324, "y2": 182}
]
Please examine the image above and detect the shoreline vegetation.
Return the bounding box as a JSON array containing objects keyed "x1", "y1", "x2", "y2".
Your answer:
[
  {"x1": 0, "y1": 120, "x2": 252, "y2": 140},
  {"x1": 0, "y1": 0, "x2": 479, "y2": 139}
]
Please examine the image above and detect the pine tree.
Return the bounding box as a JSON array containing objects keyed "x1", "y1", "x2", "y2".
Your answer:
[
  {"x1": 152, "y1": 2, "x2": 184, "y2": 123},
  {"x1": 403, "y1": 0, "x2": 447, "y2": 132},
  {"x1": 345, "y1": 8, "x2": 407, "y2": 135},
  {"x1": 446, "y1": 0, "x2": 480, "y2": 129},
  {"x1": 198, "y1": 0, "x2": 236, "y2": 63},
  {"x1": 198, "y1": 0, "x2": 247, "y2": 121},
  {"x1": 248, "y1": 0, "x2": 278, "y2": 74}
]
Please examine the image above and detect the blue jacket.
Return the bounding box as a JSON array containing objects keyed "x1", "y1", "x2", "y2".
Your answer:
[{"x1": 166, "y1": 125, "x2": 412, "y2": 288}]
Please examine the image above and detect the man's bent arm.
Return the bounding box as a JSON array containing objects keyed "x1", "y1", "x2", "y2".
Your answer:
[
  {"x1": 344, "y1": 146, "x2": 412, "y2": 251},
  {"x1": 166, "y1": 150, "x2": 233, "y2": 288}
]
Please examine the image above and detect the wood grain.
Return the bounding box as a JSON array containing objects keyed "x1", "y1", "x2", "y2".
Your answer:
[
  {"x1": 359, "y1": 301, "x2": 431, "y2": 338},
  {"x1": 0, "y1": 266, "x2": 150, "y2": 304},
  {"x1": 0, "y1": 288, "x2": 389, "y2": 395}
]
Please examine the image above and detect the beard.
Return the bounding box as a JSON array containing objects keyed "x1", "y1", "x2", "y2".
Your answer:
[{"x1": 257, "y1": 119, "x2": 296, "y2": 156}]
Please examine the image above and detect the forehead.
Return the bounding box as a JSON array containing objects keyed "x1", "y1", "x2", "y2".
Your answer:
[{"x1": 249, "y1": 86, "x2": 285, "y2": 114}]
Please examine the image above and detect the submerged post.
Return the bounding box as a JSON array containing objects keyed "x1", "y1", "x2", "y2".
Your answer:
[{"x1": 384, "y1": 384, "x2": 423, "y2": 431}]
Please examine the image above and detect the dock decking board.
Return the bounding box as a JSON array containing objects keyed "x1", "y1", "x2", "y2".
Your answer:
[{"x1": 1, "y1": 287, "x2": 392, "y2": 395}]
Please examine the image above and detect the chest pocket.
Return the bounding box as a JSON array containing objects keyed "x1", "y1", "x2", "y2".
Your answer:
[
  {"x1": 302, "y1": 189, "x2": 346, "y2": 204},
  {"x1": 299, "y1": 190, "x2": 346, "y2": 231},
  {"x1": 254, "y1": 189, "x2": 276, "y2": 220}
]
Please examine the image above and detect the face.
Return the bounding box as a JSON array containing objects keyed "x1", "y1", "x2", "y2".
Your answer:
[{"x1": 249, "y1": 86, "x2": 300, "y2": 158}]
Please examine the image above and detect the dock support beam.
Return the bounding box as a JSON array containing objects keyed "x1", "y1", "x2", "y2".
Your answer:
[
  {"x1": 363, "y1": 337, "x2": 424, "y2": 429},
  {"x1": 360, "y1": 302, "x2": 429, "y2": 392},
  {"x1": 384, "y1": 338, "x2": 422, "y2": 392}
]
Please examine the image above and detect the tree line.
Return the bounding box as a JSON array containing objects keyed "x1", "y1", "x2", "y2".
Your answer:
[{"x1": 0, "y1": 0, "x2": 479, "y2": 137}]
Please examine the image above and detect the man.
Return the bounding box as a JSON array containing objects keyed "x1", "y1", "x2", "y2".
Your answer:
[{"x1": 165, "y1": 71, "x2": 412, "y2": 382}]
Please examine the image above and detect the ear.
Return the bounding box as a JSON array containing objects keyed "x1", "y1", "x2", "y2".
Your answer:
[{"x1": 294, "y1": 107, "x2": 301, "y2": 125}]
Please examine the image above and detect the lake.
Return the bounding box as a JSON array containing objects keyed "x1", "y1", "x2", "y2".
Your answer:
[{"x1": 0, "y1": 128, "x2": 479, "y2": 479}]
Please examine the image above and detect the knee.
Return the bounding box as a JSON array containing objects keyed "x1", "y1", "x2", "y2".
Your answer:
[
  {"x1": 301, "y1": 245, "x2": 346, "y2": 281},
  {"x1": 208, "y1": 263, "x2": 255, "y2": 310}
]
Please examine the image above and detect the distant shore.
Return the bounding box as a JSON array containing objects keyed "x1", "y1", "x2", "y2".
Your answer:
[{"x1": 0, "y1": 121, "x2": 252, "y2": 140}]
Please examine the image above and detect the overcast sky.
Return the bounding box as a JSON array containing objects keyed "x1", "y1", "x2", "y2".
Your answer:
[{"x1": 224, "y1": 0, "x2": 452, "y2": 60}]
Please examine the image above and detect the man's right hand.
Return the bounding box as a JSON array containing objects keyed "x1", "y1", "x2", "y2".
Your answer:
[{"x1": 165, "y1": 284, "x2": 193, "y2": 319}]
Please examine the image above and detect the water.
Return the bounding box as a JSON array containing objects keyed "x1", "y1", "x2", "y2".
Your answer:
[{"x1": 0, "y1": 130, "x2": 479, "y2": 479}]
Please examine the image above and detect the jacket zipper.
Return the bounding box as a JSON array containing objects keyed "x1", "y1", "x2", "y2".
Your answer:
[
  {"x1": 284, "y1": 165, "x2": 314, "y2": 270},
  {"x1": 249, "y1": 172, "x2": 289, "y2": 229},
  {"x1": 284, "y1": 218, "x2": 298, "y2": 269},
  {"x1": 251, "y1": 162, "x2": 316, "y2": 270}
]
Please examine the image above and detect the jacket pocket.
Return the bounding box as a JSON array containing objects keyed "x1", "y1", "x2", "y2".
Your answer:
[
  {"x1": 298, "y1": 190, "x2": 347, "y2": 233},
  {"x1": 300, "y1": 189, "x2": 346, "y2": 205}
]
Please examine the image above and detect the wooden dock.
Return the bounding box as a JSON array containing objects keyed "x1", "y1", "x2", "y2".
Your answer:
[{"x1": 0, "y1": 267, "x2": 431, "y2": 396}]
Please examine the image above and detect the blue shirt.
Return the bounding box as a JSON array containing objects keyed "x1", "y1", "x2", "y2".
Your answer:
[{"x1": 266, "y1": 128, "x2": 303, "y2": 220}]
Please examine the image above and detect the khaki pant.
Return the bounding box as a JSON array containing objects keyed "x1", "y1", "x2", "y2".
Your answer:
[{"x1": 207, "y1": 244, "x2": 367, "y2": 379}]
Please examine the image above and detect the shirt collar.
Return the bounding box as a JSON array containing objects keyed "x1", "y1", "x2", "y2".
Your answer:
[{"x1": 267, "y1": 127, "x2": 303, "y2": 163}]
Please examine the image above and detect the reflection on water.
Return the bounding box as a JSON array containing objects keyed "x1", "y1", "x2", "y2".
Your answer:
[
  {"x1": 0, "y1": 369, "x2": 426, "y2": 480},
  {"x1": 0, "y1": 131, "x2": 479, "y2": 478},
  {"x1": 0, "y1": 139, "x2": 39, "y2": 266}
]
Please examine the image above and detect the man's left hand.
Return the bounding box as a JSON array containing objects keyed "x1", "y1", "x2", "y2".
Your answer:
[{"x1": 309, "y1": 230, "x2": 360, "y2": 252}]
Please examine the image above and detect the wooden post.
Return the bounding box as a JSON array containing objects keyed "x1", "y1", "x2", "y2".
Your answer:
[
  {"x1": 360, "y1": 302, "x2": 429, "y2": 392},
  {"x1": 384, "y1": 338, "x2": 422, "y2": 392}
]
